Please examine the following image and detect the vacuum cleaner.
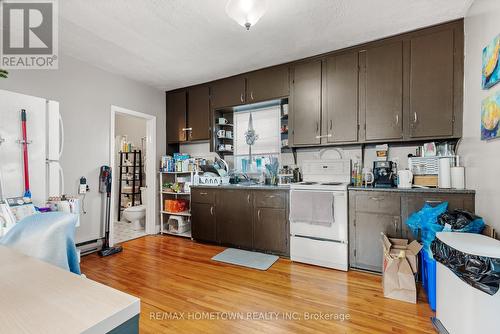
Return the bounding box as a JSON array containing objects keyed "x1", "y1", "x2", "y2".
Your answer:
[{"x1": 98, "y1": 166, "x2": 122, "y2": 257}]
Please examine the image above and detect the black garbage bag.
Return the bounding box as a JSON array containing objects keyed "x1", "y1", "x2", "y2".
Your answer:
[
  {"x1": 431, "y1": 238, "x2": 500, "y2": 295},
  {"x1": 437, "y1": 209, "x2": 483, "y2": 231}
]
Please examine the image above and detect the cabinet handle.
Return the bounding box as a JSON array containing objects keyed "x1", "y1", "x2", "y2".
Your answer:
[
  {"x1": 395, "y1": 114, "x2": 399, "y2": 126},
  {"x1": 240, "y1": 93, "x2": 244, "y2": 103},
  {"x1": 315, "y1": 134, "x2": 333, "y2": 139},
  {"x1": 257, "y1": 209, "x2": 261, "y2": 221},
  {"x1": 426, "y1": 200, "x2": 442, "y2": 204},
  {"x1": 200, "y1": 192, "x2": 208, "y2": 196},
  {"x1": 413, "y1": 112, "x2": 418, "y2": 124},
  {"x1": 370, "y1": 196, "x2": 381, "y2": 201},
  {"x1": 181, "y1": 128, "x2": 193, "y2": 131},
  {"x1": 330, "y1": 119, "x2": 333, "y2": 130},
  {"x1": 247, "y1": 194, "x2": 251, "y2": 203},
  {"x1": 393, "y1": 219, "x2": 398, "y2": 232},
  {"x1": 210, "y1": 206, "x2": 214, "y2": 216},
  {"x1": 250, "y1": 91, "x2": 254, "y2": 100},
  {"x1": 316, "y1": 122, "x2": 319, "y2": 133}
]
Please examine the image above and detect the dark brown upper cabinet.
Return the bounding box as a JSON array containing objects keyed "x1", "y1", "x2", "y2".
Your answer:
[
  {"x1": 408, "y1": 28, "x2": 456, "y2": 139},
  {"x1": 290, "y1": 60, "x2": 322, "y2": 146},
  {"x1": 166, "y1": 90, "x2": 187, "y2": 143},
  {"x1": 361, "y1": 41, "x2": 404, "y2": 141},
  {"x1": 324, "y1": 52, "x2": 359, "y2": 143},
  {"x1": 187, "y1": 85, "x2": 211, "y2": 141},
  {"x1": 210, "y1": 76, "x2": 246, "y2": 109},
  {"x1": 246, "y1": 66, "x2": 290, "y2": 103}
]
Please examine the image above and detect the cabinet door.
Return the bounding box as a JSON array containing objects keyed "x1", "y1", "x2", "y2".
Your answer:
[
  {"x1": 187, "y1": 85, "x2": 211, "y2": 141},
  {"x1": 363, "y1": 42, "x2": 403, "y2": 141},
  {"x1": 253, "y1": 208, "x2": 288, "y2": 255},
  {"x1": 409, "y1": 29, "x2": 455, "y2": 138},
  {"x1": 191, "y1": 202, "x2": 217, "y2": 242},
  {"x1": 216, "y1": 190, "x2": 253, "y2": 248},
  {"x1": 210, "y1": 76, "x2": 246, "y2": 109},
  {"x1": 325, "y1": 52, "x2": 359, "y2": 143},
  {"x1": 166, "y1": 90, "x2": 187, "y2": 143},
  {"x1": 246, "y1": 66, "x2": 290, "y2": 103},
  {"x1": 290, "y1": 60, "x2": 322, "y2": 145},
  {"x1": 352, "y1": 212, "x2": 401, "y2": 272}
]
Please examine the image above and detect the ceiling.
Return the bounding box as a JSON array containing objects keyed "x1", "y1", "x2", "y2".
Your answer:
[{"x1": 60, "y1": 0, "x2": 474, "y2": 91}]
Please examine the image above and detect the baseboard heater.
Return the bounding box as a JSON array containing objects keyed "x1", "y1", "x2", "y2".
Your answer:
[{"x1": 77, "y1": 239, "x2": 104, "y2": 256}]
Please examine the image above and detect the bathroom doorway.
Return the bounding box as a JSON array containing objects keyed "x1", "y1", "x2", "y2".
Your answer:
[{"x1": 109, "y1": 106, "x2": 156, "y2": 245}]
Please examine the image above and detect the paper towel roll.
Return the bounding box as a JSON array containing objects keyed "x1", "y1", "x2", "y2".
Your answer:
[
  {"x1": 438, "y1": 158, "x2": 451, "y2": 188},
  {"x1": 451, "y1": 166, "x2": 465, "y2": 189}
]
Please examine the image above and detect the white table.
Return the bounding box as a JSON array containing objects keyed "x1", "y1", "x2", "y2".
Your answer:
[{"x1": 0, "y1": 246, "x2": 140, "y2": 334}]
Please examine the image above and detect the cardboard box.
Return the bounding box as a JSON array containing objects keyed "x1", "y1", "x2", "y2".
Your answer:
[{"x1": 381, "y1": 233, "x2": 422, "y2": 304}]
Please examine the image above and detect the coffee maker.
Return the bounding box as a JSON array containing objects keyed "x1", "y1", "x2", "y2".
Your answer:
[{"x1": 373, "y1": 161, "x2": 395, "y2": 188}]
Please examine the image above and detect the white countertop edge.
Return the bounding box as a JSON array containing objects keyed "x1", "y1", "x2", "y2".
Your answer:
[{"x1": 82, "y1": 298, "x2": 140, "y2": 334}]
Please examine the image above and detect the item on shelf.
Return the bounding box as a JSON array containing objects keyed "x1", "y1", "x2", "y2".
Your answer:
[
  {"x1": 281, "y1": 139, "x2": 289, "y2": 148},
  {"x1": 373, "y1": 161, "x2": 395, "y2": 188},
  {"x1": 451, "y1": 166, "x2": 465, "y2": 189},
  {"x1": 413, "y1": 175, "x2": 438, "y2": 187},
  {"x1": 362, "y1": 167, "x2": 374, "y2": 187},
  {"x1": 278, "y1": 165, "x2": 294, "y2": 185},
  {"x1": 225, "y1": 130, "x2": 233, "y2": 139},
  {"x1": 160, "y1": 155, "x2": 175, "y2": 172},
  {"x1": 397, "y1": 169, "x2": 413, "y2": 189},
  {"x1": 438, "y1": 157, "x2": 452, "y2": 189},
  {"x1": 164, "y1": 199, "x2": 189, "y2": 213},
  {"x1": 423, "y1": 142, "x2": 437, "y2": 157},
  {"x1": 282, "y1": 104, "x2": 289, "y2": 116},
  {"x1": 375, "y1": 144, "x2": 389, "y2": 161},
  {"x1": 280, "y1": 124, "x2": 288, "y2": 134},
  {"x1": 218, "y1": 117, "x2": 229, "y2": 125},
  {"x1": 167, "y1": 216, "x2": 190, "y2": 234},
  {"x1": 217, "y1": 129, "x2": 226, "y2": 138}
]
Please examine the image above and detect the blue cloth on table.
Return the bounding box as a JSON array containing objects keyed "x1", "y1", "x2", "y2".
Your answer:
[{"x1": 0, "y1": 212, "x2": 81, "y2": 274}]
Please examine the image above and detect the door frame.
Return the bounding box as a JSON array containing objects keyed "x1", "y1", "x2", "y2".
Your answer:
[{"x1": 109, "y1": 105, "x2": 157, "y2": 246}]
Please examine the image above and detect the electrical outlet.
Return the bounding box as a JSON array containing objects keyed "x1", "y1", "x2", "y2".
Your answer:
[{"x1": 79, "y1": 177, "x2": 88, "y2": 194}]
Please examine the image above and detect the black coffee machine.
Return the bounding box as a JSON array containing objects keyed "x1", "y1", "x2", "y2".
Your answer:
[{"x1": 373, "y1": 161, "x2": 395, "y2": 188}]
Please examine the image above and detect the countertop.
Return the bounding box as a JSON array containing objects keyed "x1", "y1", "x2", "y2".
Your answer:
[
  {"x1": 191, "y1": 184, "x2": 290, "y2": 190},
  {"x1": 0, "y1": 246, "x2": 140, "y2": 334},
  {"x1": 348, "y1": 186, "x2": 475, "y2": 194}
]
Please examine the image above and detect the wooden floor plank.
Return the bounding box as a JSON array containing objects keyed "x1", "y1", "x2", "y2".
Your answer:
[{"x1": 80, "y1": 235, "x2": 435, "y2": 334}]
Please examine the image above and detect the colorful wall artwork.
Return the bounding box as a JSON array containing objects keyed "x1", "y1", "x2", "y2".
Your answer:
[
  {"x1": 481, "y1": 90, "x2": 500, "y2": 140},
  {"x1": 482, "y1": 34, "x2": 500, "y2": 89}
]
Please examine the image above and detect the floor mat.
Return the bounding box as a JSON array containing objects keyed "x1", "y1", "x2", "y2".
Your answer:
[{"x1": 211, "y1": 248, "x2": 279, "y2": 271}]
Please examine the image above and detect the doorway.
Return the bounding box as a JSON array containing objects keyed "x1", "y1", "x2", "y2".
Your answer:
[{"x1": 109, "y1": 106, "x2": 156, "y2": 246}]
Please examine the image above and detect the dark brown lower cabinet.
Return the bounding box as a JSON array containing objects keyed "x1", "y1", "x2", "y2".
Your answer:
[
  {"x1": 349, "y1": 189, "x2": 475, "y2": 273},
  {"x1": 216, "y1": 189, "x2": 253, "y2": 249},
  {"x1": 191, "y1": 202, "x2": 216, "y2": 242},
  {"x1": 191, "y1": 188, "x2": 289, "y2": 256},
  {"x1": 253, "y1": 208, "x2": 288, "y2": 255}
]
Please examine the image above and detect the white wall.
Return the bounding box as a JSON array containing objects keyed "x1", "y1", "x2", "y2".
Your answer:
[
  {"x1": 461, "y1": 0, "x2": 500, "y2": 231},
  {"x1": 0, "y1": 53, "x2": 165, "y2": 243}
]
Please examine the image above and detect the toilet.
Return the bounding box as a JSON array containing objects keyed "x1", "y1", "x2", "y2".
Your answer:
[{"x1": 122, "y1": 187, "x2": 147, "y2": 230}]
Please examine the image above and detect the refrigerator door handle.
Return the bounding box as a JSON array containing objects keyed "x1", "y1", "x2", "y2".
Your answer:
[
  {"x1": 57, "y1": 162, "x2": 65, "y2": 195},
  {"x1": 57, "y1": 111, "x2": 64, "y2": 160}
]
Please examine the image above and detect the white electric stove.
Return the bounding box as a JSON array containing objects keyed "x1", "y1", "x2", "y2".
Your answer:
[{"x1": 289, "y1": 159, "x2": 351, "y2": 271}]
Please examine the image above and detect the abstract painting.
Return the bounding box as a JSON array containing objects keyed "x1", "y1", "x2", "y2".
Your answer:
[
  {"x1": 482, "y1": 34, "x2": 500, "y2": 89},
  {"x1": 481, "y1": 91, "x2": 500, "y2": 140}
]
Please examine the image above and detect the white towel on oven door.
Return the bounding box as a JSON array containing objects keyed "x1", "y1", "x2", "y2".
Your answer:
[{"x1": 289, "y1": 191, "x2": 334, "y2": 226}]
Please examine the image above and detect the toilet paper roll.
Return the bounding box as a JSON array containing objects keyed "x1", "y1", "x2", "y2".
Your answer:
[
  {"x1": 438, "y1": 158, "x2": 452, "y2": 189},
  {"x1": 126, "y1": 202, "x2": 132, "y2": 208},
  {"x1": 451, "y1": 166, "x2": 465, "y2": 190}
]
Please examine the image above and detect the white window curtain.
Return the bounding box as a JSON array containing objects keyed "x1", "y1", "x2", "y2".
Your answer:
[{"x1": 233, "y1": 106, "x2": 280, "y2": 172}]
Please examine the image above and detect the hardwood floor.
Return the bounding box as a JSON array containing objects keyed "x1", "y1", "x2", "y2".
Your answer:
[{"x1": 80, "y1": 236, "x2": 435, "y2": 334}]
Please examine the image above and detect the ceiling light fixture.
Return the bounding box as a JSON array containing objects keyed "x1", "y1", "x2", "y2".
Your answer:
[{"x1": 225, "y1": 0, "x2": 268, "y2": 31}]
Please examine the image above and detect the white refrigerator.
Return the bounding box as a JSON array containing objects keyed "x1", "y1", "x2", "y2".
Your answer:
[{"x1": 0, "y1": 89, "x2": 64, "y2": 205}]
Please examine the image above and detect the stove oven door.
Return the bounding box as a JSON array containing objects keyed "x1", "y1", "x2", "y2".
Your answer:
[{"x1": 289, "y1": 189, "x2": 347, "y2": 242}]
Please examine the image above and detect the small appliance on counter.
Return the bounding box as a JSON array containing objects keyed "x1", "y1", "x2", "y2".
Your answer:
[{"x1": 373, "y1": 161, "x2": 396, "y2": 188}]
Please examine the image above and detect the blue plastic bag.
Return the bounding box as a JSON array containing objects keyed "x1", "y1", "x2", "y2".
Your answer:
[{"x1": 405, "y1": 202, "x2": 448, "y2": 254}]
